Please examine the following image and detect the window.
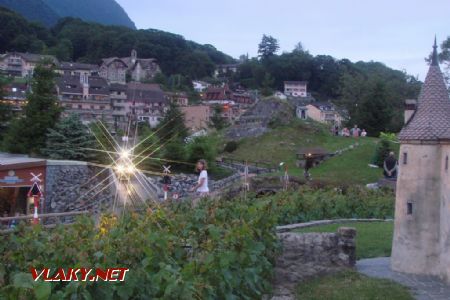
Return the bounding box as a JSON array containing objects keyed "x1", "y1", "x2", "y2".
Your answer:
[
  {"x1": 407, "y1": 202, "x2": 413, "y2": 215},
  {"x1": 403, "y1": 152, "x2": 408, "y2": 165}
]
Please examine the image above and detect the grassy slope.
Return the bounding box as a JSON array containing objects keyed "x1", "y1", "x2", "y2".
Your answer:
[
  {"x1": 310, "y1": 138, "x2": 382, "y2": 185},
  {"x1": 295, "y1": 222, "x2": 393, "y2": 259},
  {"x1": 224, "y1": 120, "x2": 383, "y2": 185},
  {"x1": 296, "y1": 270, "x2": 413, "y2": 300},
  {"x1": 225, "y1": 121, "x2": 355, "y2": 168}
]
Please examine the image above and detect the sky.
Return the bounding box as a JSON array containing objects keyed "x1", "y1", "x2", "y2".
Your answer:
[{"x1": 117, "y1": 0, "x2": 450, "y2": 80}]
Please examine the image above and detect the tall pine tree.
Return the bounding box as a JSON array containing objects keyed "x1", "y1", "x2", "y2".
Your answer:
[
  {"x1": 3, "y1": 61, "x2": 60, "y2": 154},
  {"x1": 42, "y1": 114, "x2": 94, "y2": 160},
  {"x1": 0, "y1": 76, "x2": 13, "y2": 139},
  {"x1": 157, "y1": 102, "x2": 188, "y2": 142}
]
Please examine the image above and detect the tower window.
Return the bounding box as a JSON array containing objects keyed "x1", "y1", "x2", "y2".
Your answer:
[
  {"x1": 403, "y1": 152, "x2": 408, "y2": 165},
  {"x1": 407, "y1": 202, "x2": 413, "y2": 215},
  {"x1": 446, "y1": 156, "x2": 449, "y2": 171}
]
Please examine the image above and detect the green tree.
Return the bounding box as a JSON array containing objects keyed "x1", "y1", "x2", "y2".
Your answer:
[
  {"x1": 162, "y1": 138, "x2": 187, "y2": 170},
  {"x1": 261, "y1": 72, "x2": 275, "y2": 96},
  {"x1": 42, "y1": 114, "x2": 94, "y2": 160},
  {"x1": 157, "y1": 102, "x2": 188, "y2": 142},
  {"x1": 89, "y1": 121, "x2": 117, "y2": 164},
  {"x1": 210, "y1": 105, "x2": 228, "y2": 130},
  {"x1": 187, "y1": 136, "x2": 217, "y2": 169},
  {"x1": 258, "y1": 35, "x2": 279, "y2": 60},
  {"x1": 356, "y1": 81, "x2": 393, "y2": 137},
  {"x1": 0, "y1": 77, "x2": 13, "y2": 134},
  {"x1": 134, "y1": 123, "x2": 161, "y2": 171},
  {"x1": 3, "y1": 62, "x2": 60, "y2": 154}
]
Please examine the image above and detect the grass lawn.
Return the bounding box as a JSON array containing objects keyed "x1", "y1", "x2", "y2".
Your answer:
[
  {"x1": 296, "y1": 270, "x2": 413, "y2": 300},
  {"x1": 310, "y1": 138, "x2": 382, "y2": 185},
  {"x1": 295, "y1": 222, "x2": 393, "y2": 259},
  {"x1": 224, "y1": 120, "x2": 359, "y2": 170}
]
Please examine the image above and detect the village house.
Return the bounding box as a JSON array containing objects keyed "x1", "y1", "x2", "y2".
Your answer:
[
  {"x1": 100, "y1": 49, "x2": 160, "y2": 84},
  {"x1": 192, "y1": 80, "x2": 210, "y2": 92},
  {"x1": 391, "y1": 40, "x2": 450, "y2": 284},
  {"x1": 0, "y1": 82, "x2": 28, "y2": 114},
  {"x1": 57, "y1": 62, "x2": 99, "y2": 77},
  {"x1": 56, "y1": 74, "x2": 113, "y2": 124},
  {"x1": 284, "y1": 81, "x2": 308, "y2": 97},
  {"x1": 181, "y1": 105, "x2": 211, "y2": 132},
  {"x1": 127, "y1": 82, "x2": 168, "y2": 128},
  {"x1": 165, "y1": 91, "x2": 188, "y2": 106},
  {"x1": 203, "y1": 85, "x2": 244, "y2": 123},
  {"x1": 296, "y1": 102, "x2": 343, "y2": 126},
  {"x1": 0, "y1": 52, "x2": 59, "y2": 78},
  {"x1": 110, "y1": 83, "x2": 129, "y2": 131},
  {"x1": 214, "y1": 63, "x2": 239, "y2": 78}
]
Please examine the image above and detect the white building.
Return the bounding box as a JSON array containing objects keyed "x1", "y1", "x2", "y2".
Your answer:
[
  {"x1": 284, "y1": 81, "x2": 307, "y2": 97},
  {"x1": 192, "y1": 80, "x2": 210, "y2": 92}
]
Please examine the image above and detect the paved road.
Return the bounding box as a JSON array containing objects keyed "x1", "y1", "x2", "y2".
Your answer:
[{"x1": 357, "y1": 257, "x2": 450, "y2": 300}]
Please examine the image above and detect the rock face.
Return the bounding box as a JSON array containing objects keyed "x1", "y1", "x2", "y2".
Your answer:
[
  {"x1": 272, "y1": 227, "x2": 356, "y2": 298},
  {"x1": 226, "y1": 98, "x2": 294, "y2": 140},
  {"x1": 45, "y1": 163, "x2": 115, "y2": 218}
]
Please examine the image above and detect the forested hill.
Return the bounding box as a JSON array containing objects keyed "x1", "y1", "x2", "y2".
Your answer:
[
  {"x1": 0, "y1": 8, "x2": 235, "y2": 78},
  {"x1": 0, "y1": 0, "x2": 59, "y2": 26},
  {"x1": 0, "y1": 0, "x2": 135, "y2": 28}
]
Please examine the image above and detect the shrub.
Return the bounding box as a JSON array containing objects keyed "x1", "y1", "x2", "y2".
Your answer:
[
  {"x1": 265, "y1": 186, "x2": 395, "y2": 225},
  {"x1": 372, "y1": 132, "x2": 398, "y2": 167},
  {"x1": 223, "y1": 141, "x2": 238, "y2": 153},
  {"x1": 0, "y1": 187, "x2": 394, "y2": 299},
  {"x1": 0, "y1": 198, "x2": 278, "y2": 299}
]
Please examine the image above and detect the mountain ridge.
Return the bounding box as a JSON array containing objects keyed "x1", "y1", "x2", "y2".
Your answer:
[{"x1": 0, "y1": 0, "x2": 135, "y2": 28}]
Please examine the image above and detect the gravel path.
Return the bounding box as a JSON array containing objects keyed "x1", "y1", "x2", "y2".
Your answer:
[{"x1": 357, "y1": 257, "x2": 450, "y2": 300}]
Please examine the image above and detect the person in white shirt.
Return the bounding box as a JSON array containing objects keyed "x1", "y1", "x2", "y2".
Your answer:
[
  {"x1": 361, "y1": 129, "x2": 367, "y2": 137},
  {"x1": 191, "y1": 159, "x2": 209, "y2": 197}
]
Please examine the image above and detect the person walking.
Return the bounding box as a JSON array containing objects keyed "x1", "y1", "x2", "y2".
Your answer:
[{"x1": 191, "y1": 159, "x2": 209, "y2": 198}]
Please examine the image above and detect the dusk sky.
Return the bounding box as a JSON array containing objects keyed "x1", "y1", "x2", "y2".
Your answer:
[{"x1": 117, "y1": 0, "x2": 450, "y2": 79}]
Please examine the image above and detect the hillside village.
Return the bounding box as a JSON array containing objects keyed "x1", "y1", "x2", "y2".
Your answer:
[
  {"x1": 1, "y1": 1, "x2": 450, "y2": 299},
  {"x1": 0, "y1": 50, "x2": 344, "y2": 135}
]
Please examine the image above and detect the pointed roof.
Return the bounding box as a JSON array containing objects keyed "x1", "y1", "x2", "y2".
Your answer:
[{"x1": 399, "y1": 39, "x2": 450, "y2": 141}]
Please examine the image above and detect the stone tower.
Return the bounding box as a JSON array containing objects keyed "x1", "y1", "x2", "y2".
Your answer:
[{"x1": 392, "y1": 38, "x2": 450, "y2": 283}]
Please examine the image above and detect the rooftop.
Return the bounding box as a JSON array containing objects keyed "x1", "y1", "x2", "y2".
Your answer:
[{"x1": 399, "y1": 39, "x2": 450, "y2": 141}]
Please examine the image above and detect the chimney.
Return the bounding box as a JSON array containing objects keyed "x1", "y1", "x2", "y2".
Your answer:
[
  {"x1": 80, "y1": 73, "x2": 89, "y2": 99},
  {"x1": 404, "y1": 99, "x2": 417, "y2": 124}
]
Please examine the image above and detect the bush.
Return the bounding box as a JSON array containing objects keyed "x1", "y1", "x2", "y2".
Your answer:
[
  {"x1": 0, "y1": 187, "x2": 394, "y2": 299},
  {"x1": 0, "y1": 198, "x2": 279, "y2": 299},
  {"x1": 265, "y1": 186, "x2": 395, "y2": 225},
  {"x1": 187, "y1": 136, "x2": 217, "y2": 167},
  {"x1": 372, "y1": 132, "x2": 398, "y2": 167},
  {"x1": 224, "y1": 141, "x2": 238, "y2": 153}
]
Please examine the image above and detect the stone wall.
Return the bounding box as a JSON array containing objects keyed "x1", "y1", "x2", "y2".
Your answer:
[
  {"x1": 272, "y1": 227, "x2": 356, "y2": 299},
  {"x1": 44, "y1": 162, "x2": 115, "y2": 217}
]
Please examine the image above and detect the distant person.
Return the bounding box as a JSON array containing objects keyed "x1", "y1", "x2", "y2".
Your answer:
[
  {"x1": 383, "y1": 152, "x2": 398, "y2": 179},
  {"x1": 361, "y1": 129, "x2": 367, "y2": 137},
  {"x1": 333, "y1": 125, "x2": 339, "y2": 136},
  {"x1": 304, "y1": 154, "x2": 314, "y2": 180},
  {"x1": 351, "y1": 125, "x2": 361, "y2": 137},
  {"x1": 342, "y1": 127, "x2": 350, "y2": 137},
  {"x1": 191, "y1": 159, "x2": 209, "y2": 197},
  {"x1": 9, "y1": 212, "x2": 20, "y2": 228}
]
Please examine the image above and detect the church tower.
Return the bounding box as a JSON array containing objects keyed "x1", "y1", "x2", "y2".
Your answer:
[{"x1": 392, "y1": 38, "x2": 450, "y2": 283}]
